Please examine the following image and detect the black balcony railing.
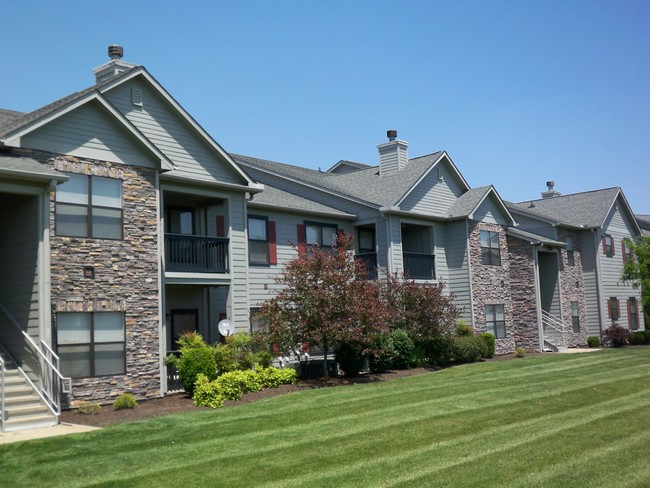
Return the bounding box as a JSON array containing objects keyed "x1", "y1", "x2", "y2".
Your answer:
[
  {"x1": 403, "y1": 252, "x2": 435, "y2": 279},
  {"x1": 165, "y1": 234, "x2": 229, "y2": 273},
  {"x1": 355, "y1": 252, "x2": 378, "y2": 279}
]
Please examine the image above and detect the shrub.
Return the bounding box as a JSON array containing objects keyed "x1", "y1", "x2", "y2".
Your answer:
[
  {"x1": 455, "y1": 320, "x2": 474, "y2": 337},
  {"x1": 238, "y1": 369, "x2": 263, "y2": 393},
  {"x1": 587, "y1": 336, "x2": 601, "y2": 348},
  {"x1": 192, "y1": 374, "x2": 225, "y2": 409},
  {"x1": 629, "y1": 331, "x2": 646, "y2": 345},
  {"x1": 479, "y1": 333, "x2": 496, "y2": 358},
  {"x1": 277, "y1": 368, "x2": 297, "y2": 385},
  {"x1": 644, "y1": 330, "x2": 650, "y2": 344},
  {"x1": 335, "y1": 342, "x2": 366, "y2": 377},
  {"x1": 113, "y1": 393, "x2": 137, "y2": 410},
  {"x1": 453, "y1": 336, "x2": 486, "y2": 364},
  {"x1": 258, "y1": 367, "x2": 284, "y2": 388},
  {"x1": 77, "y1": 401, "x2": 101, "y2": 415},
  {"x1": 419, "y1": 335, "x2": 455, "y2": 366},
  {"x1": 215, "y1": 371, "x2": 245, "y2": 400},
  {"x1": 391, "y1": 329, "x2": 416, "y2": 369},
  {"x1": 256, "y1": 351, "x2": 275, "y2": 368},
  {"x1": 176, "y1": 331, "x2": 206, "y2": 349},
  {"x1": 367, "y1": 334, "x2": 394, "y2": 373},
  {"x1": 603, "y1": 325, "x2": 630, "y2": 348},
  {"x1": 213, "y1": 343, "x2": 236, "y2": 375},
  {"x1": 514, "y1": 347, "x2": 527, "y2": 358},
  {"x1": 177, "y1": 343, "x2": 217, "y2": 396}
]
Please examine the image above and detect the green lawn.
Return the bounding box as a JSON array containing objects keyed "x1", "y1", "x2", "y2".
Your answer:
[{"x1": 2, "y1": 348, "x2": 650, "y2": 487}]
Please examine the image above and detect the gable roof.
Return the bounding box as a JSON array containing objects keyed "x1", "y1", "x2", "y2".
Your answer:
[
  {"x1": 233, "y1": 150, "x2": 469, "y2": 210},
  {"x1": 507, "y1": 187, "x2": 641, "y2": 234},
  {"x1": 1, "y1": 66, "x2": 261, "y2": 192},
  {"x1": 446, "y1": 185, "x2": 516, "y2": 224},
  {"x1": 326, "y1": 160, "x2": 373, "y2": 174}
]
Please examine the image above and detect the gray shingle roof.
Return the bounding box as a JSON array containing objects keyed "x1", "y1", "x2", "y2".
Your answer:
[
  {"x1": 507, "y1": 188, "x2": 621, "y2": 228},
  {"x1": 0, "y1": 153, "x2": 68, "y2": 182},
  {"x1": 232, "y1": 151, "x2": 446, "y2": 208},
  {"x1": 0, "y1": 67, "x2": 139, "y2": 138},
  {"x1": 249, "y1": 184, "x2": 356, "y2": 218},
  {"x1": 506, "y1": 227, "x2": 567, "y2": 247},
  {"x1": 0, "y1": 109, "x2": 24, "y2": 133},
  {"x1": 447, "y1": 186, "x2": 492, "y2": 218}
]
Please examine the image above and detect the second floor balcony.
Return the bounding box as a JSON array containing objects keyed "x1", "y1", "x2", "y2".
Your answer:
[
  {"x1": 403, "y1": 252, "x2": 435, "y2": 280},
  {"x1": 355, "y1": 252, "x2": 378, "y2": 280},
  {"x1": 165, "y1": 234, "x2": 229, "y2": 274}
]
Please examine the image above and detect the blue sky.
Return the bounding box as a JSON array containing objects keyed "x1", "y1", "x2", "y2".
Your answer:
[{"x1": 2, "y1": 1, "x2": 648, "y2": 212}]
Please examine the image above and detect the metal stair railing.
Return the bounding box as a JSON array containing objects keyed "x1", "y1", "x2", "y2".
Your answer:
[
  {"x1": 0, "y1": 304, "x2": 71, "y2": 418},
  {"x1": 1, "y1": 353, "x2": 5, "y2": 431},
  {"x1": 541, "y1": 310, "x2": 567, "y2": 350}
]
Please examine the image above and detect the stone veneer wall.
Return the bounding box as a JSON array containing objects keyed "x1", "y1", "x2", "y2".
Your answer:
[
  {"x1": 556, "y1": 229, "x2": 588, "y2": 346},
  {"x1": 506, "y1": 236, "x2": 541, "y2": 351},
  {"x1": 468, "y1": 221, "x2": 515, "y2": 354},
  {"x1": 43, "y1": 152, "x2": 161, "y2": 407}
]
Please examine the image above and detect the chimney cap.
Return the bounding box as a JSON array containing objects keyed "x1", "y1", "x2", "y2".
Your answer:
[
  {"x1": 387, "y1": 130, "x2": 397, "y2": 141},
  {"x1": 546, "y1": 180, "x2": 555, "y2": 191},
  {"x1": 108, "y1": 45, "x2": 124, "y2": 60}
]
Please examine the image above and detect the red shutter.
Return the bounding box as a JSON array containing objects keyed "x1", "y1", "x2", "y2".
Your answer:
[
  {"x1": 607, "y1": 298, "x2": 611, "y2": 318},
  {"x1": 216, "y1": 216, "x2": 225, "y2": 238},
  {"x1": 297, "y1": 224, "x2": 306, "y2": 254},
  {"x1": 611, "y1": 237, "x2": 615, "y2": 256},
  {"x1": 268, "y1": 221, "x2": 277, "y2": 265},
  {"x1": 602, "y1": 236, "x2": 606, "y2": 254},
  {"x1": 627, "y1": 299, "x2": 632, "y2": 329},
  {"x1": 617, "y1": 298, "x2": 620, "y2": 319}
]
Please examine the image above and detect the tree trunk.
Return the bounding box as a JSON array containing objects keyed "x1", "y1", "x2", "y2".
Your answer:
[{"x1": 322, "y1": 335, "x2": 329, "y2": 378}]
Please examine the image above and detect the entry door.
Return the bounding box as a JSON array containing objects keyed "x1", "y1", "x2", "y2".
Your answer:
[{"x1": 170, "y1": 309, "x2": 198, "y2": 351}]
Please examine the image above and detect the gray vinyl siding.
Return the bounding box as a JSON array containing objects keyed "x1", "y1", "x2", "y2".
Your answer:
[
  {"x1": 227, "y1": 193, "x2": 250, "y2": 331},
  {"x1": 512, "y1": 214, "x2": 557, "y2": 240},
  {"x1": 598, "y1": 203, "x2": 644, "y2": 331},
  {"x1": 580, "y1": 231, "x2": 601, "y2": 336},
  {"x1": 387, "y1": 215, "x2": 403, "y2": 273},
  {"x1": 442, "y1": 220, "x2": 471, "y2": 320},
  {"x1": 472, "y1": 196, "x2": 510, "y2": 225},
  {"x1": 399, "y1": 163, "x2": 464, "y2": 216},
  {"x1": 104, "y1": 79, "x2": 245, "y2": 186},
  {"x1": 247, "y1": 209, "x2": 353, "y2": 307},
  {"x1": 0, "y1": 194, "x2": 40, "y2": 352},
  {"x1": 21, "y1": 102, "x2": 159, "y2": 169}
]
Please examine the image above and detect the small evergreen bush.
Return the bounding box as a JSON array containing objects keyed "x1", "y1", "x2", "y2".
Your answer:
[
  {"x1": 192, "y1": 374, "x2": 225, "y2": 409},
  {"x1": 367, "y1": 334, "x2": 395, "y2": 373},
  {"x1": 176, "y1": 331, "x2": 206, "y2": 349},
  {"x1": 453, "y1": 336, "x2": 486, "y2": 364},
  {"x1": 277, "y1": 368, "x2": 297, "y2": 385},
  {"x1": 603, "y1": 325, "x2": 630, "y2": 348},
  {"x1": 113, "y1": 393, "x2": 137, "y2": 410},
  {"x1": 213, "y1": 343, "x2": 236, "y2": 375},
  {"x1": 421, "y1": 335, "x2": 455, "y2": 367},
  {"x1": 391, "y1": 329, "x2": 416, "y2": 369},
  {"x1": 335, "y1": 342, "x2": 366, "y2": 377},
  {"x1": 177, "y1": 339, "x2": 217, "y2": 396},
  {"x1": 215, "y1": 371, "x2": 245, "y2": 400},
  {"x1": 77, "y1": 401, "x2": 101, "y2": 415},
  {"x1": 644, "y1": 330, "x2": 650, "y2": 344},
  {"x1": 514, "y1": 347, "x2": 527, "y2": 358},
  {"x1": 629, "y1": 331, "x2": 646, "y2": 345},
  {"x1": 455, "y1": 320, "x2": 474, "y2": 337},
  {"x1": 587, "y1": 336, "x2": 601, "y2": 348},
  {"x1": 258, "y1": 367, "x2": 284, "y2": 388},
  {"x1": 256, "y1": 351, "x2": 275, "y2": 368},
  {"x1": 479, "y1": 333, "x2": 496, "y2": 358}
]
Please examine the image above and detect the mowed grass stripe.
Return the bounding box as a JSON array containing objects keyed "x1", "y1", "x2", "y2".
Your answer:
[{"x1": 2, "y1": 348, "x2": 649, "y2": 488}]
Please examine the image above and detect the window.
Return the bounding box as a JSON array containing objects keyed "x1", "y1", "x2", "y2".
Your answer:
[
  {"x1": 170, "y1": 309, "x2": 198, "y2": 350},
  {"x1": 608, "y1": 297, "x2": 620, "y2": 321},
  {"x1": 358, "y1": 229, "x2": 375, "y2": 253},
  {"x1": 56, "y1": 173, "x2": 123, "y2": 239},
  {"x1": 629, "y1": 298, "x2": 639, "y2": 331},
  {"x1": 167, "y1": 207, "x2": 194, "y2": 235},
  {"x1": 571, "y1": 301, "x2": 580, "y2": 333},
  {"x1": 622, "y1": 240, "x2": 633, "y2": 264},
  {"x1": 480, "y1": 230, "x2": 501, "y2": 266},
  {"x1": 602, "y1": 234, "x2": 614, "y2": 257},
  {"x1": 57, "y1": 312, "x2": 125, "y2": 378},
  {"x1": 485, "y1": 304, "x2": 506, "y2": 338},
  {"x1": 566, "y1": 236, "x2": 575, "y2": 266},
  {"x1": 305, "y1": 222, "x2": 338, "y2": 249},
  {"x1": 248, "y1": 216, "x2": 269, "y2": 265}
]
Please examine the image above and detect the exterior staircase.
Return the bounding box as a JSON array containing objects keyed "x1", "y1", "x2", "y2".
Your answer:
[
  {"x1": 541, "y1": 310, "x2": 569, "y2": 352},
  {"x1": 1, "y1": 352, "x2": 58, "y2": 433}
]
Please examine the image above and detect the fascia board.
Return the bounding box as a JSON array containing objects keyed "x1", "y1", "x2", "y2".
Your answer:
[
  {"x1": 603, "y1": 189, "x2": 643, "y2": 236},
  {"x1": 247, "y1": 201, "x2": 357, "y2": 220},
  {"x1": 160, "y1": 172, "x2": 263, "y2": 194},
  {"x1": 469, "y1": 186, "x2": 517, "y2": 226}
]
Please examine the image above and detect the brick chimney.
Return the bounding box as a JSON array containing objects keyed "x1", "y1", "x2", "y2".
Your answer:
[
  {"x1": 378, "y1": 130, "x2": 408, "y2": 176},
  {"x1": 541, "y1": 181, "x2": 561, "y2": 199},
  {"x1": 93, "y1": 45, "x2": 136, "y2": 83}
]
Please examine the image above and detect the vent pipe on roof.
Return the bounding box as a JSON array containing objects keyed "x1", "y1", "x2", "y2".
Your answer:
[
  {"x1": 93, "y1": 45, "x2": 136, "y2": 84},
  {"x1": 541, "y1": 180, "x2": 561, "y2": 199}
]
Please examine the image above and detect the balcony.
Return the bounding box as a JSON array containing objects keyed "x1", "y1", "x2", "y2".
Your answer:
[
  {"x1": 403, "y1": 252, "x2": 435, "y2": 280},
  {"x1": 355, "y1": 252, "x2": 378, "y2": 279},
  {"x1": 165, "y1": 234, "x2": 229, "y2": 273}
]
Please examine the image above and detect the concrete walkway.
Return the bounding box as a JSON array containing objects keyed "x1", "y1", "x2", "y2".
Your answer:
[{"x1": 0, "y1": 422, "x2": 100, "y2": 445}]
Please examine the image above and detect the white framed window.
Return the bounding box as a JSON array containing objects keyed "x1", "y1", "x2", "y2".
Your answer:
[
  {"x1": 485, "y1": 304, "x2": 506, "y2": 338},
  {"x1": 480, "y1": 230, "x2": 501, "y2": 266}
]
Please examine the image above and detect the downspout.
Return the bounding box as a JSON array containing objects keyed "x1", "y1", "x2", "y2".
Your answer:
[
  {"x1": 592, "y1": 228, "x2": 605, "y2": 338},
  {"x1": 533, "y1": 247, "x2": 545, "y2": 352},
  {"x1": 156, "y1": 172, "x2": 166, "y2": 397}
]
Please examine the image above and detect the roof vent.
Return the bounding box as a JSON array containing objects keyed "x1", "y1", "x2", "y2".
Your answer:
[
  {"x1": 541, "y1": 180, "x2": 561, "y2": 199},
  {"x1": 108, "y1": 45, "x2": 124, "y2": 60}
]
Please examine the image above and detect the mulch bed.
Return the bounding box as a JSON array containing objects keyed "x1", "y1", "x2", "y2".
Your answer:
[{"x1": 60, "y1": 353, "x2": 535, "y2": 427}]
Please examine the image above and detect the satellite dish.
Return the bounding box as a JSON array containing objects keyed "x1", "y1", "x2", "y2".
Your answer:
[{"x1": 218, "y1": 319, "x2": 234, "y2": 337}]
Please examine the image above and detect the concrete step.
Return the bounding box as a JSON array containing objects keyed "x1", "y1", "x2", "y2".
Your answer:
[
  {"x1": 4, "y1": 403, "x2": 52, "y2": 420},
  {"x1": 3, "y1": 413, "x2": 58, "y2": 432},
  {"x1": 2, "y1": 383, "x2": 34, "y2": 398},
  {"x1": 3, "y1": 393, "x2": 43, "y2": 407}
]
